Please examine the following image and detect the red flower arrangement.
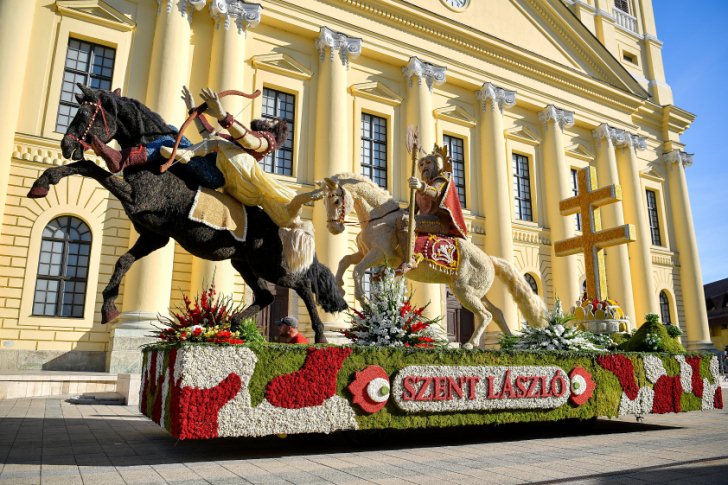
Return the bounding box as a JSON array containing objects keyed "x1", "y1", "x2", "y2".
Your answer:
[
  {"x1": 569, "y1": 367, "x2": 596, "y2": 406},
  {"x1": 651, "y1": 375, "x2": 682, "y2": 414},
  {"x1": 685, "y1": 356, "x2": 704, "y2": 398},
  {"x1": 265, "y1": 347, "x2": 353, "y2": 409},
  {"x1": 348, "y1": 365, "x2": 390, "y2": 414},
  {"x1": 597, "y1": 354, "x2": 639, "y2": 400},
  {"x1": 155, "y1": 284, "x2": 251, "y2": 345}
]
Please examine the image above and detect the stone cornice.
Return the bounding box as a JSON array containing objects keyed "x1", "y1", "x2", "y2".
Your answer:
[
  {"x1": 311, "y1": 0, "x2": 647, "y2": 112},
  {"x1": 662, "y1": 150, "x2": 694, "y2": 168},
  {"x1": 12, "y1": 134, "x2": 104, "y2": 168},
  {"x1": 209, "y1": 0, "x2": 262, "y2": 32},
  {"x1": 539, "y1": 105, "x2": 574, "y2": 131},
  {"x1": 402, "y1": 57, "x2": 446, "y2": 91},
  {"x1": 476, "y1": 82, "x2": 516, "y2": 113},
  {"x1": 315, "y1": 26, "x2": 362, "y2": 66},
  {"x1": 512, "y1": 228, "x2": 550, "y2": 246}
]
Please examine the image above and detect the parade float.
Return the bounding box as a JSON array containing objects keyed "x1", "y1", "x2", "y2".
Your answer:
[{"x1": 29, "y1": 84, "x2": 721, "y2": 441}]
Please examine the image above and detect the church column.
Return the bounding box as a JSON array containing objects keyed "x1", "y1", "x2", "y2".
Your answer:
[
  {"x1": 189, "y1": 1, "x2": 262, "y2": 296},
  {"x1": 662, "y1": 150, "x2": 712, "y2": 350},
  {"x1": 615, "y1": 133, "x2": 658, "y2": 322},
  {"x1": 402, "y1": 57, "x2": 447, "y2": 325},
  {"x1": 312, "y1": 27, "x2": 361, "y2": 334},
  {"x1": 592, "y1": 124, "x2": 636, "y2": 323},
  {"x1": 108, "y1": 0, "x2": 196, "y2": 373},
  {"x1": 539, "y1": 105, "x2": 579, "y2": 310},
  {"x1": 0, "y1": 0, "x2": 36, "y2": 232},
  {"x1": 475, "y1": 83, "x2": 518, "y2": 332}
]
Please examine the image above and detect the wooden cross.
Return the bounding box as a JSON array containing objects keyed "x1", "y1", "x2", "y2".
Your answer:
[{"x1": 554, "y1": 166, "x2": 635, "y2": 301}]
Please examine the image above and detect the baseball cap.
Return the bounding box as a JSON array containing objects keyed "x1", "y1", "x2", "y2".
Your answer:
[{"x1": 276, "y1": 316, "x2": 298, "y2": 328}]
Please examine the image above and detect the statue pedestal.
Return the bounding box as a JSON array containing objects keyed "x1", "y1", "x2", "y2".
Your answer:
[
  {"x1": 580, "y1": 319, "x2": 631, "y2": 335},
  {"x1": 106, "y1": 312, "x2": 158, "y2": 374}
]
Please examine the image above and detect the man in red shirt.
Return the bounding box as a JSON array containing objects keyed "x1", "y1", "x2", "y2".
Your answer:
[{"x1": 276, "y1": 316, "x2": 309, "y2": 344}]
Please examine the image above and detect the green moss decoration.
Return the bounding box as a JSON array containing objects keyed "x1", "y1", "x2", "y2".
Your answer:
[{"x1": 618, "y1": 314, "x2": 685, "y2": 353}]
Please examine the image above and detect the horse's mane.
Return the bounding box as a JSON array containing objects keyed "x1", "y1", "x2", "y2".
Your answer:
[
  {"x1": 332, "y1": 172, "x2": 395, "y2": 200},
  {"x1": 101, "y1": 91, "x2": 175, "y2": 145}
]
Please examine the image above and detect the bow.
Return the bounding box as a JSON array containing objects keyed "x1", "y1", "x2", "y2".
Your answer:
[{"x1": 160, "y1": 89, "x2": 261, "y2": 173}]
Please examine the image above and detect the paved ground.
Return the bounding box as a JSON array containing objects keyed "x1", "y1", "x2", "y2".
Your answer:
[{"x1": 0, "y1": 391, "x2": 726, "y2": 484}]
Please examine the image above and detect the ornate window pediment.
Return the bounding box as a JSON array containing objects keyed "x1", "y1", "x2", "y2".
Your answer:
[
  {"x1": 565, "y1": 141, "x2": 595, "y2": 161},
  {"x1": 55, "y1": 0, "x2": 135, "y2": 31},
  {"x1": 350, "y1": 82, "x2": 402, "y2": 106},
  {"x1": 505, "y1": 122, "x2": 542, "y2": 145},
  {"x1": 433, "y1": 105, "x2": 476, "y2": 127},
  {"x1": 251, "y1": 53, "x2": 313, "y2": 81}
]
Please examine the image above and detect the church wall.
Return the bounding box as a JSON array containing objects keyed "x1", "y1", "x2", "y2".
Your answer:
[{"x1": 0, "y1": 0, "x2": 713, "y2": 369}]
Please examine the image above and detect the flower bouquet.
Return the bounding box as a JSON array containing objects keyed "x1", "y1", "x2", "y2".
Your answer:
[
  {"x1": 154, "y1": 284, "x2": 264, "y2": 345},
  {"x1": 342, "y1": 267, "x2": 446, "y2": 348}
]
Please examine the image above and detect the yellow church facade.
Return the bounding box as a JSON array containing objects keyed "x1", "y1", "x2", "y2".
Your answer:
[{"x1": 0, "y1": 0, "x2": 714, "y2": 372}]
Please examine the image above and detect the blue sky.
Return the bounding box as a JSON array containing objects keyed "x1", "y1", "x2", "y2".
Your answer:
[{"x1": 653, "y1": 1, "x2": 728, "y2": 284}]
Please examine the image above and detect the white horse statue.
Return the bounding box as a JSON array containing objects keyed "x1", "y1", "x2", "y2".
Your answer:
[{"x1": 319, "y1": 173, "x2": 548, "y2": 348}]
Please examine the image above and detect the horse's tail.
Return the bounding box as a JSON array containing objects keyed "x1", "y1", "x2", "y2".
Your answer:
[
  {"x1": 490, "y1": 256, "x2": 548, "y2": 328},
  {"x1": 307, "y1": 256, "x2": 348, "y2": 314},
  {"x1": 278, "y1": 221, "x2": 315, "y2": 275}
]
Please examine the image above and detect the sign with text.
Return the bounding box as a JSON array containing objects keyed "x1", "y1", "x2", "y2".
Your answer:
[{"x1": 392, "y1": 365, "x2": 571, "y2": 412}]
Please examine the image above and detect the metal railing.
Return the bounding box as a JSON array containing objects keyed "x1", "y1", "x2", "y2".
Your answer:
[{"x1": 613, "y1": 8, "x2": 638, "y2": 33}]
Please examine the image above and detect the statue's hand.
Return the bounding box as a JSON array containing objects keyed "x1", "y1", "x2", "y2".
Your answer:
[
  {"x1": 181, "y1": 85, "x2": 195, "y2": 111},
  {"x1": 408, "y1": 176, "x2": 423, "y2": 191},
  {"x1": 200, "y1": 87, "x2": 225, "y2": 120}
]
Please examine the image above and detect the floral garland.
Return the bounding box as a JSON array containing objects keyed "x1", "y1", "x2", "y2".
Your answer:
[
  {"x1": 265, "y1": 347, "x2": 353, "y2": 409},
  {"x1": 597, "y1": 354, "x2": 639, "y2": 400}
]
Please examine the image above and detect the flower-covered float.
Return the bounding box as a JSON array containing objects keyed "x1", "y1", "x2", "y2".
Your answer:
[{"x1": 140, "y1": 280, "x2": 722, "y2": 440}]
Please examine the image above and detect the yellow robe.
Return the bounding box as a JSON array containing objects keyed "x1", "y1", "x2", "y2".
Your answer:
[{"x1": 215, "y1": 142, "x2": 297, "y2": 228}]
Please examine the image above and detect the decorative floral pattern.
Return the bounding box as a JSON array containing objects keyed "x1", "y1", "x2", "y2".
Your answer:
[
  {"x1": 569, "y1": 367, "x2": 595, "y2": 406},
  {"x1": 651, "y1": 375, "x2": 682, "y2": 414},
  {"x1": 597, "y1": 355, "x2": 639, "y2": 400},
  {"x1": 685, "y1": 356, "x2": 703, "y2": 398},
  {"x1": 619, "y1": 387, "x2": 654, "y2": 415},
  {"x1": 348, "y1": 365, "x2": 391, "y2": 414},
  {"x1": 265, "y1": 347, "x2": 352, "y2": 409},
  {"x1": 643, "y1": 355, "x2": 667, "y2": 384},
  {"x1": 674, "y1": 355, "x2": 693, "y2": 394}
]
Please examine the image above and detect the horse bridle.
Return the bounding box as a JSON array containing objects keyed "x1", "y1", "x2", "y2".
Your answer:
[
  {"x1": 66, "y1": 99, "x2": 111, "y2": 153},
  {"x1": 326, "y1": 186, "x2": 400, "y2": 226}
]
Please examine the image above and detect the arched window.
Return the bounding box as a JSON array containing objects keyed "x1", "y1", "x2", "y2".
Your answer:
[
  {"x1": 33, "y1": 216, "x2": 91, "y2": 317},
  {"x1": 524, "y1": 273, "x2": 538, "y2": 295},
  {"x1": 659, "y1": 291, "x2": 672, "y2": 325}
]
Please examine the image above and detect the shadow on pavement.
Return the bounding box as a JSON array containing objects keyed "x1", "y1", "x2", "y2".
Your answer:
[{"x1": 0, "y1": 415, "x2": 684, "y2": 467}]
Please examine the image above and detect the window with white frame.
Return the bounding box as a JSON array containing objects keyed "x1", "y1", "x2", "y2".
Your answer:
[
  {"x1": 444, "y1": 135, "x2": 466, "y2": 207},
  {"x1": 512, "y1": 153, "x2": 533, "y2": 222},
  {"x1": 33, "y1": 216, "x2": 92, "y2": 318},
  {"x1": 571, "y1": 168, "x2": 582, "y2": 231},
  {"x1": 55, "y1": 38, "x2": 116, "y2": 133},
  {"x1": 261, "y1": 88, "x2": 295, "y2": 176},
  {"x1": 646, "y1": 189, "x2": 662, "y2": 246},
  {"x1": 360, "y1": 113, "x2": 388, "y2": 188}
]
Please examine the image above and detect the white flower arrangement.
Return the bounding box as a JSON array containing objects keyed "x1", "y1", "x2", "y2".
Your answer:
[
  {"x1": 343, "y1": 267, "x2": 445, "y2": 348},
  {"x1": 674, "y1": 355, "x2": 693, "y2": 393},
  {"x1": 618, "y1": 387, "x2": 654, "y2": 416},
  {"x1": 701, "y1": 356, "x2": 721, "y2": 411},
  {"x1": 644, "y1": 332, "x2": 662, "y2": 351},
  {"x1": 513, "y1": 324, "x2": 608, "y2": 352},
  {"x1": 643, "y1": 355, "x2": 667, "y2": 384}
]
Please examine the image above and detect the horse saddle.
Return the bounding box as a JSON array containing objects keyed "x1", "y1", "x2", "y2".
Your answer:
[
  {"x1": 414, "y1": 234, "x2": 460, "y2": 273},
  {"x1": 188, "y1": 186, "x2": 247, "y2": 242}
]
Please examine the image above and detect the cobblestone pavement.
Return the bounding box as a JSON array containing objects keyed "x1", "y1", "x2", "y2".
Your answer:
[{"x1": 0, "y1": 391, "x2": 726, "y2": 484}]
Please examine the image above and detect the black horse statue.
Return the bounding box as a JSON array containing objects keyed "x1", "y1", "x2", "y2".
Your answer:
[{"x1": 27, "y1": 84, "x2": 346, "y2": 343}]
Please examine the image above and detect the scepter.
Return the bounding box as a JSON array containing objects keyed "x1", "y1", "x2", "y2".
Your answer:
[{"x1": 405, "y1": 126, "x2": 420, "y2": 264}]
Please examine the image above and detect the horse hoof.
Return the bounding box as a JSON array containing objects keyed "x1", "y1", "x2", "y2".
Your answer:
[
  {"x1": 316, "y1": 336, "x2": 328, "y2": 344},
  {"x1": 28, "y1": 186, "x2": 49, "y2": 198},
  {"x1": 463, "y1": 343, "x2": 474, "y2": 350},
  {"x1": 102, "y1": 308, "x2": 120, "y2": 324}
]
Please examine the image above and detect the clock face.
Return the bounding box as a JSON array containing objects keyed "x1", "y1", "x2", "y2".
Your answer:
[{"x1": 442, "y1": 0, "x2": 469, "y2": 10}]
